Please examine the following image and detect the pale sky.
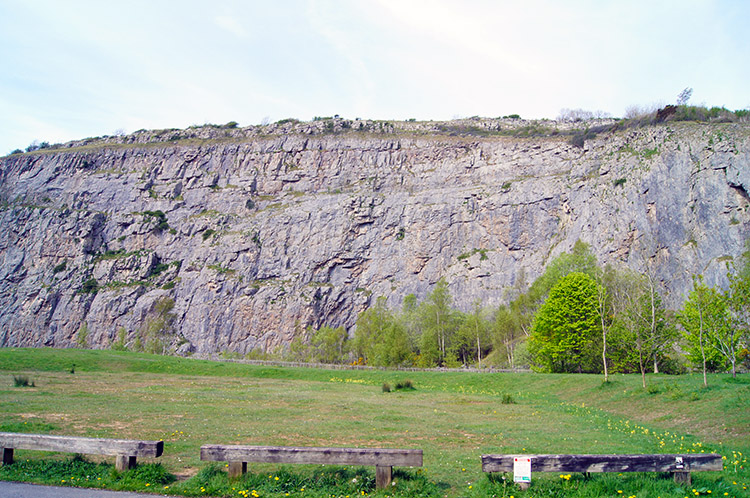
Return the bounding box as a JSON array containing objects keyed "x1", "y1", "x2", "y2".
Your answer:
[{"x1": 1, "y1": 0, "x2": 748, "y2": 155}]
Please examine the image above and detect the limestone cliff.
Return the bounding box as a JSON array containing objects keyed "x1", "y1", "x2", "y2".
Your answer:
[{"x1": 1, "y1": 118, "x2": 748, "y2": 354}]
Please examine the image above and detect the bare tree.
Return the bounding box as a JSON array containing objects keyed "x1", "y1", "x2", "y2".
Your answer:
[{"x1": 677, "y1": 87, "x2": 693, "y2": 106}]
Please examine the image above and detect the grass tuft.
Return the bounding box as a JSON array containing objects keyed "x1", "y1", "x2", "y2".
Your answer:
[{"x1": 12, "y1": 375, "x2": 35, "y2": 387}]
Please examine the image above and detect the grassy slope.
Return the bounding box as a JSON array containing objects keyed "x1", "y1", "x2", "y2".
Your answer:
[{"x1": 0, "y1": 348, "x2": 748, "y2": 498}]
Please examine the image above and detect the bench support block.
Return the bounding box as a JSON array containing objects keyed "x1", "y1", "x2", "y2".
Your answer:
[
  {"x1": 115, "y1": 455, "x2": 137, "y2": 472},
  {"x1": 2, "y1": 447, "x2": 13, "y2": 466},
  {"x1": 674, "y1": 471, "x2": 691, "y2": 485},
  {"x1": 228, "y1": 461, "x2": 247, "y2": 478},
  {"x1": 376, "y1": 465, "x2": 392, "y2": 489}
]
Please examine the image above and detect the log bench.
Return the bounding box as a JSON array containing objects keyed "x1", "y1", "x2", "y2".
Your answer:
[
  {"x1": 481, "y1": 453, "x2": 723, "y2": 488},
  {"x1": 0, "y1": 432, "x2": 164, "y2": 472},
  {"x1": 200, "y1": 444, "x2": 423, "y2": 489}
]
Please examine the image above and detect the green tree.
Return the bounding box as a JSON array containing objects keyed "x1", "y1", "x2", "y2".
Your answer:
[
  {"x1": 418, "y1": 279, "x2": 459, "y2": 366},
  {"x1": 528, "y1": 272, "x2": 602, "y2": 373},
  {"x1": 511, "y1": 240, "x2": 599, "y2": 348},
  {"x1": 371, "y1": 320, "x2": 411, "y2": 367},
  {"x1": 595, "y1": 264, "x2": 645, "y2": 382},
  {"x1": 353, "y1": 297, "x2": 394, "y2": 364},
  {"x1": 492, "y1": 304, "x2": 523, "y2": 368},
  {"x1": 454, "y1": 300, "x2": 491, "y2": 367},
  {"x1": 527, "y1": 240, "x2": 598, "y2": 306},
  {"x1": 309, "y1": 325, "x2": 348, "y2": 364},
  {"x1": 352, "y1": 297, "x2": 412, "y2": 366},
  {"x1": 723, "y1": 252, "x2": 750, "y2": 378},
  {"x1": 618, "y1": 276, "x2": 676, "y2": 387},
  {"x1": 679, "y1": 275, "x2": 729, "y2": 385},
  {"x1": 398, "y1": 293, "x2": 422, "y2": 353}
]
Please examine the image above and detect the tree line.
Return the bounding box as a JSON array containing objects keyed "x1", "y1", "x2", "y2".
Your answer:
[{"x1": 291, "y1": 241, "x2": 750, "y2": 383}]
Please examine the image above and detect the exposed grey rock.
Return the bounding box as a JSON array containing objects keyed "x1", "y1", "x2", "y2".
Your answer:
[{"x1": 1, "y1": 120, "x2": 749, "y2": 354}]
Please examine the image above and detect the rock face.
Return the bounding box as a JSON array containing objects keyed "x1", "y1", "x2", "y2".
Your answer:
[{"x1": 1, "y1": 119, "x2": 749, "y2": 354}]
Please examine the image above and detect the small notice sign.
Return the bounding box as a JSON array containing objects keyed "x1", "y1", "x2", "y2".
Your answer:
[{"x1": 514, "y1": 457, "x2": 532, "y2": 483}]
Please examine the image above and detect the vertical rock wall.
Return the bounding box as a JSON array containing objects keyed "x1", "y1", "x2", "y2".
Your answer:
[{"x1": 0, "y1": 121, "x2": 748, "y2": 354}]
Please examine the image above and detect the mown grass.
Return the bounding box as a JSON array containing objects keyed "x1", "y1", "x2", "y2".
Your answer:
[{"x1": 0, "y1": 348, "x2": 748, "y2": 498}]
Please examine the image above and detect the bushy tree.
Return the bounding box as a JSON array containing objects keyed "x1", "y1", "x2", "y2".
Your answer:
[
  {"x1": 529, "y1": 272, "x2": 602, "y2": 373},
  {"x1": 353, "y1": 297, "x2": 411, "y2": 367},
  {"x1": 309, "y1": 325, "x2": 348, "y2": 364},
  {"x1": 371, "y1": 320, "x2": 411, "y2": 367},
  {"x1": 526, "y1": 240, "x2": 599, "y2": 307},
  {"x1": 497, "y1": 241, "x2": 599, "y2": 369}
]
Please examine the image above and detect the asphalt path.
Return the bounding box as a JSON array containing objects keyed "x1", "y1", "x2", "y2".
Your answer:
[{"x1": 0, "y1": 481, "x2": 179, "y2": 497}]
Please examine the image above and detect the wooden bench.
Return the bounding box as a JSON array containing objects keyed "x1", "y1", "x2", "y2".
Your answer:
[
  {"x1": 0, "y1": 432, "x2": 164, "y2": 472},
  {"x1": 200, "y1": 444, "x2": 423, "y2": 489},
  {"x1": 481, "y1": 453, "x2": 723, "y2": 488}
]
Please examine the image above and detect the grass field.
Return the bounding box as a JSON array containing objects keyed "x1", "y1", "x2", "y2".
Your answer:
[{"x1": 0, "y1": 348, "x2": 748, "y2": 498}]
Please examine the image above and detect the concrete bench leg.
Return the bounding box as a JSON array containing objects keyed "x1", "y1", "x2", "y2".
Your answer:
[
  {"x1": 115, "y1": 455, "x2": 137, "y2": 472},
  {"x1": 674, "y1": 472, "x2": 691, "y2": 485},
  {"x1": 228, "y1": 461, "x2": 247, "y2": 478},
  {"x1": 2, "y1": 448, "x2": 13, "y2": 466},
  {"x1": 376, "y1": 465, "x2": 392, "y2": 489}
]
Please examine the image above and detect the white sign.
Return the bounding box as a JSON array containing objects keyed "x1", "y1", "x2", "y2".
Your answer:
[{"x1": 514, "y1": 457, "x2": 532, "y2": 483}]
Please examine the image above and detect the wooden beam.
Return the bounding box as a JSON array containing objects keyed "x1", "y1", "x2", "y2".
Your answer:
[
  {"x1": 200, "y1": 445, "x2": 422, "y2": 467},
  {"x1": 0, "y1": 433, "x2": 163, "y2": 458},
  {"x1": 481, "y1": 454, "x2": 723, "y2": 473}
]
